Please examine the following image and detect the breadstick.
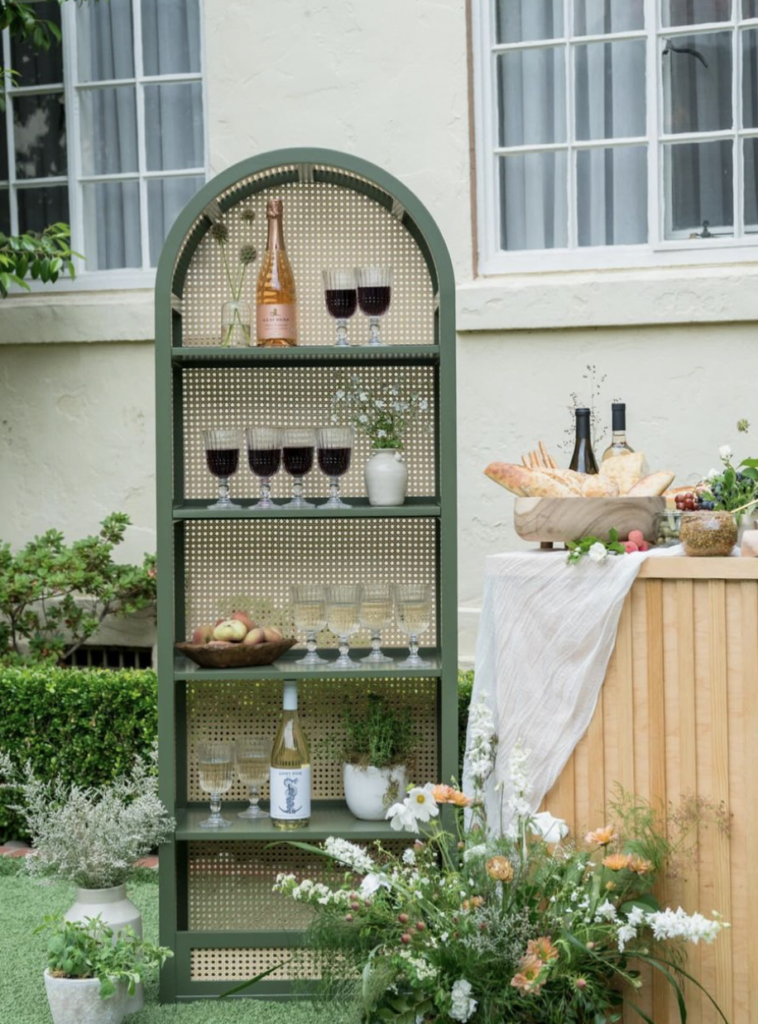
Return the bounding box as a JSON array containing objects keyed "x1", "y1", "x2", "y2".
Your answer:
[{"x1": 539, "y1": 441, "x2": 550, "y2": 467}]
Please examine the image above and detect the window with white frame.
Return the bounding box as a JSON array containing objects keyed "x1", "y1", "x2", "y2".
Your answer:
[
  {"x1": 473, "y1": 0, "x2": 758, "y2": 271},
  {"x1": 0, "y1": 0, "x2": 205, "y2": 283}
]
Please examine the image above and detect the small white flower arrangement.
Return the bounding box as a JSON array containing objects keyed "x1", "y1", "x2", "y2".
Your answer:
[{"x1": 330, "y1": 376, "x2": 428, "y2": 450}]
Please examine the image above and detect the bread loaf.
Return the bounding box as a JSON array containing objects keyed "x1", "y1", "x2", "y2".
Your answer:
[
  {"x1": 527, "y1": 471, "x2": 576, "y2": 498},
  {"x1": 600, "y1": 452, "x2": 648, "y2": 494},
  {"x1": 581, "y1": 476, "x2": 620, "y2": 498},
  {"x1": 627, "y1": 471, "x2": 676, "y2": 497},
  {"x1": 484, "y1": 463, "x2": 532, "y2": 497}
]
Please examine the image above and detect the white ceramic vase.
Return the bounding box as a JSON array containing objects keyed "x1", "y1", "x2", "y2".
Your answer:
[
  {"x1": 365, "y1": 448, "x2": 408, "y2": 507},
  {"x1": 343, "y1": 763, "x2": 407, "y2": 821},
  {"x1": 44, "y1": 970, "x2": 128, "y2": 1024},
  {"x1": 65, "y1": 885, "x2": 143, "y2": 1014}
]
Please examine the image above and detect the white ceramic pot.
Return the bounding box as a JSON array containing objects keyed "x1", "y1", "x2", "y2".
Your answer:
[
  {"x1": 65, "y1": 885, "x2": 143, "y2": 1013},
  {"x1": 365, "y1": 448, "x2": 408, "y2": 507},
  {"x1": 44, "y1": 970, "x2": 128, "y2": 1024},
  {"x1": 343, "y1": 763, "x2": 407, "y2": 821}
]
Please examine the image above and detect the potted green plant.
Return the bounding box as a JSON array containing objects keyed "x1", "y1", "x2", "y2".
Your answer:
[
  {"x1": 39, "y1": 914, "x2": 171, "y2": 1024},
  {"x1": 342, "y1": 694, "x2": 415, "y2": 820}
]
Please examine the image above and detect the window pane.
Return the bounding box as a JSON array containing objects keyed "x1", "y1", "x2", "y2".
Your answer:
[
  {"x1": 575, "y1": 41, "x2": 646, "y2": 140},
  {"x1": 574, "y1": 0, "x2": 644, "y2": 35},
  {"x1": 141, "y1": 0, "x2": 201, "y2": 75},
  {"x1": 144, "y1": 83, "x2": 204, "y2": 171},
  {"x1": 745, "y1": 0, "x2": 758, "y2": 17},
  {"x1": 664, "y1": 140, "x2": 733, "y2": 236},
  {"x1": 577, "y1": 146, "x2": 648, "y2": 245},
  {"x1": 13, "y1": 93, "x2": 66, "y2": 179},
  {"x1": 662, "y1": 0, "x2": 733, "y2": 26},
  {"x1": 9, "y1": 1, "x2": 62, "y2": 86},
  {"x1": 17, "y1": 185, "x2": 68, "y2": 233},
  {"x1": 147, "y1": 175, "x2": 204, "y2": 265},
  {"x1": 743, "y1": 29, "x2": 758, "y2": 125},
  {"x1": 663, "y1": 32, "x2": 732, "y2": 133},
  {"x1": 746, "y1": 138, "x2": 758, "y2": 229},
  {"x1": 499, "y1": 151, "x2": 568, "y2": 250},
  {"x1": 495, "y1": 0, "x2": 563, "y2": 43},
  {"x1": 77, "y1": 0, "x2": 135, "y2": 82},
  {"x1": 497, "y1": 48, "x2": 566, "y2": 146},
  {"x1": 0, "y1": 189, "x2": 9, "y2": 235},
  {"x1": 79, "y1": 87, "x2": 138, "y2": 175},
  {"x1": 83, "y1": 181, "x2": 141, "y2": 269}
]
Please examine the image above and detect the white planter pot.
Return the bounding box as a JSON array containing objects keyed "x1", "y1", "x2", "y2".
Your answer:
[
  {"x1": 44, "y1": 970, "x2": 128, "y2": 1024},
  {"x1": 343, "y1": 763, "x2": 407, "y2": 821},
  {"x1": 365, "y1": 449, "x2": 408, "y2": 507},
  {"x1": 65, "y1": 885, "x2": 143, "y2": 1014}
]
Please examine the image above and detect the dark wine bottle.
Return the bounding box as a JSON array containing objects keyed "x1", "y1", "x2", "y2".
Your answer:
[{"x1": 569, "y1": 408, "x2": 599, "y2": 475}]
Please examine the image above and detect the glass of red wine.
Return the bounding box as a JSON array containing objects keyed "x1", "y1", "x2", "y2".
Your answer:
[
  {"x1": 246, "y1": 426, "x2": 282, "y2": 510},
  {"x1": 202, "y1": 428, "x2": 242, "y2": 510},
  {"x1": 282, "y1": 427, "x2": 316, "y2": 508},
  {"x1": 323, "y1": 269, "x2": 357, "y2": 348},
  {"x1": 316, "y1": 426, "x2": 354, "y2": 509},
  {"x1": 355, "y1": 266, "x2": 392, "y2": 347}
]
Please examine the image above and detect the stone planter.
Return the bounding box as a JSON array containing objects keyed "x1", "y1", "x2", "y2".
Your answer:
[
  {"x1": 364, "y1": 448, "x2": 408, "y2": 507},
  {"x1": 44, "y1": 970, "x2": 128, "y2": 1024},
  {"x1": 343, "y1": 763, "x2": 406, "y2": 820}
]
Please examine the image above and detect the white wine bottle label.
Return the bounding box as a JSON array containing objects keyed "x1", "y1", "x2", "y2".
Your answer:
[
  {"x1": 257, "y1": 304, "x2": 297, "y2": 341},
  {"x1": 270, "y1": 766, "x2": 311, "y2": 819}
]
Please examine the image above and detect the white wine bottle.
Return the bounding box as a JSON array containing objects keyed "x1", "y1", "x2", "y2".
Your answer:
[
  {"x1": 270, "y1": 680, "x2": 311, "y2": 829},
  {"x1": 256, "y1": 197, "x2": 298, "y2": 348},
  {"x1": 602, "y1": 402, "x2": 634, "y2": 461}
]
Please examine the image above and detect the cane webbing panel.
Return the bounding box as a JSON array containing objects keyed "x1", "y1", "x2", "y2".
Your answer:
[
  {"x1": 182, "y1": 364, "x2": 436, "y2": 501},
  {"x1": 183, "y1": 518, "x2": 437, "y2": 649},
  {"x1": 186, "y1": 678, "x2": 438, "y2": 803},
  {"x1": 179, "y1": 171, "x2": 435, "y2": 348},
  {"x1": 190, "y1": 946, "x2": 327, "y2": 982},
  {"x1": 187, "y1": 839, "x2": 411, "y2": 932}
]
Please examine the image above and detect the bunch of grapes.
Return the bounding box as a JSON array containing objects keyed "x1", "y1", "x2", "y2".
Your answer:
[{"x1": 675, "y1": 491, "x2": 715, "y2": 512}]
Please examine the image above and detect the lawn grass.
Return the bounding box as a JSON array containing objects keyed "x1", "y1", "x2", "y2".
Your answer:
[{"x1": 0, "y1": 861, "x2": 356, "y2": 1023}]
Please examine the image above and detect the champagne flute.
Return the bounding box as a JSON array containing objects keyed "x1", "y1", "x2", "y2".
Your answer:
[
  {"x1": 196, "y1": 740, "x2": 234, "y2": 828},
  {"x1": 291, "y1": 583, "x2": 329, "y2": 665},
  {"x1": 317, "y1": 426, "x2": 354, "y2": 509},
  {"x1": 355, "y1": 266, "x2": 392, "y2": 347},
  {"x1": 359, "y1": 582, "x2": 393, "y2": 664},
  {"x1": 282, "y1": 427, "x2": 316, "y2": 509},
  {"x1": 235, "y1": 737, "x2": 273, "y2": 820},
  {"x1": 202, "y1": 429, "x2": 242, "y2": 510},
  {"x1": 327, "y1": 584, "x2": 363, "y2": 668},
  {"x1": 247, "y1": 426, "x2": 282, "y2": 510},
  {"x1": 394, "y1": 583, "x2": 432, "y2": 668},
  {"x1": 323, "y1": 269, "x2": 357, "y2": 347}
]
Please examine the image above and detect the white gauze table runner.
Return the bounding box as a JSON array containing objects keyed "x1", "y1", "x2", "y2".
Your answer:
[{"x1": 463, "y1": 546, "x2": 682, "y2": 835}]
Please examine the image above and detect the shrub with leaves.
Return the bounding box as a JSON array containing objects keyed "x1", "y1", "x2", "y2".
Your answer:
[{"x1": 342, "y1": 693, "x2": 416, "y2": 769}]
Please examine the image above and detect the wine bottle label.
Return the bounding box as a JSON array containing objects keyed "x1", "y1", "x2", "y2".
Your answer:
[
  {"x1": 270, "y1": 766, "x2": 311, "y2": 819},
  {"x1": 257, "y1": 304, "x2": 297, "y2": 340}
]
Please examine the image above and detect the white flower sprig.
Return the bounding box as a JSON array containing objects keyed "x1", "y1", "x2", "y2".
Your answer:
[{"x1": 330, "y1": 376, "x2": 429, "y2": 451}]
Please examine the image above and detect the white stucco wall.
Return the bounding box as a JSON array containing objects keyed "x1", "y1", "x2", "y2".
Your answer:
[{"x1": 1, "y1": 0, "x2": 757, "y2": 661}]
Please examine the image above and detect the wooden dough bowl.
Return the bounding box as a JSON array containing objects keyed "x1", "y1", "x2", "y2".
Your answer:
[
  {"x1": 175, "y1": 638, "x2": 296, "y2": 668},
  {"x1": 514, "y1": 496, "x2": 665, "y2": 544}
]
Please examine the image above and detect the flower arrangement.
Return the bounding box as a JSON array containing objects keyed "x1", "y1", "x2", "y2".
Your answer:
[
  {"x1": 566, "y1": 528, "x2": 650, "y2": 564},
  {"x1": 701, "y1": 440, "x2": 758, "y2": 519},
  {"x1": 330, "y1": 376, "x2": 428, "y2": 450},
  {"x1": 210, "y1": 206, "x2": 258, "y2": 347},
  {"x1": 273, "y1": 701, "x2": 728, "y2": 1024}
]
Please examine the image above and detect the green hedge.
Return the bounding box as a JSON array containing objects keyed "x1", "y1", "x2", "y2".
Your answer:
[{"x1": 0, "y1": 668, "x2": 158, "y2": 842}]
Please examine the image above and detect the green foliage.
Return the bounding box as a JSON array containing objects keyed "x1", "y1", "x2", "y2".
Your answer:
[
  {"x1": 0, "y1": 667, "x2": 157, "y2": 841},
  {"x1": 0, "y1": 512, "x2": 156, "y2": 664},
  {"x1": 702, "y1": 453, "x2": 758, "y2": 516},
  {"x1": 0, "y1": 223, "x2": 80, "y2": 296},
  {"x1": 458, "y1": 669, "x2": 474, "y2": 773},
  {"x1": 342, "y1": 693, "x2": 416, "y2": 769},
  {"x1": 566, "y1": 528, "x2": 626, "y2": 565}
]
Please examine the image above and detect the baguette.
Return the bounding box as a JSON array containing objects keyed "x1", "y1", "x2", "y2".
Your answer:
[
  {"x1": 484, "y1": 462, "x2": 532, "y2": 497},
  {"x1": 581, "y1": 475, "x2": 620, "y2": 498},
  {"x1": 628, "y1": 471, "x2": 675, "y2": 497},
  {"x1": 527, "y1": 471, "x2": 576, "y2": 498}
]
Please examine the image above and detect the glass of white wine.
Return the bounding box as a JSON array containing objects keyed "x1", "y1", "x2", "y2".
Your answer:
[
  {"x1": 235, "y1": 737, "x2": 273, "y2": 820},
  {"x1": 291, "y1": 583, "x2": 329, "y2": 665},
  {"x1": 359, "y1": 582, "x2": 394, "y2": 664},
  {"x1": 196, "y1": 740, "x2": 234, "y2": 829},
  {"x1": 327, "y1": 583, "x2": 364, "y2": 668},
  {"x1": 394, "y1": 583, "x2": 432, "y2": 668}
]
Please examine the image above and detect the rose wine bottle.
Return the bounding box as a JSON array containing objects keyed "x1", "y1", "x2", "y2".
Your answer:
[
  {"x1": 569, "y1": 407, "x2": 599, "y2": 474},
  {"x1": 602, "y1": 402, "x2": 634, "y2": 461},
  {"x1": 256, "y1": 198, "x2": 297, "y2": 348},
  {"x1": 270, "y1": 680, "x2": 311, "y2": 830}
]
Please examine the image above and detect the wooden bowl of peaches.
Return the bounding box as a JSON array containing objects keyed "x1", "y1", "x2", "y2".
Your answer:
[{"x1": 175, "y1": 612, "x2": 295, "y2": 669}]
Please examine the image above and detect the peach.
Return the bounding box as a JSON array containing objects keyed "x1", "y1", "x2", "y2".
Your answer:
[
  {"x1": 262, "y1": 626, "x2": 283, "y2": 643},
  {"x1": 191, "y1": 624, "x2": 214, "y2": 645},
  {"x1": 231, "y1": 611, "x2": 256, "y2": 633},
  {"x1": 242, "y1": 627, "x2": 266, "y2": 646},
  {"x1": 213, "y1": 619, "x2": 248, "y2": 643}
]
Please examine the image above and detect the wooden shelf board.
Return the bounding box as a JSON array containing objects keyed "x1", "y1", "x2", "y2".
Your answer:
[
  {"x1": 173, "y1": 497, "x2": 441, "y2": 520},
  {"x1": 174, "y1": 647, "x2": 442, "y2": 681}
]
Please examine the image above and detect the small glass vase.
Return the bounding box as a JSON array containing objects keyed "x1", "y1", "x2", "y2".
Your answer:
[{"x1": 221, "y1": 299, "x2": 252, "y2": 347}]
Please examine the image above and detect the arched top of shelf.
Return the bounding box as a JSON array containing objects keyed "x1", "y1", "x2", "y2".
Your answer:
[{"x1": 156, "y1": 148, "x2": 455, "y2": 352}]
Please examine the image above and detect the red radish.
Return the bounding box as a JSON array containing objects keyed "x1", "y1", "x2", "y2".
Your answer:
[
  {"x1": 624, "y1": 541, "x2": 639, "y2": 553},
  {"x1": 628, "y1": 530, "x2": 645, "y2": 547},
  {"x1": 638, "y1": 541, "x2": 650, "y2": 552}
]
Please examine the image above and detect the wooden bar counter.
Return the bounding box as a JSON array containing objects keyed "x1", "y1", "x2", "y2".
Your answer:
[{"x1": 541, "y1": 557, "x2": 758, "y2": 1024}]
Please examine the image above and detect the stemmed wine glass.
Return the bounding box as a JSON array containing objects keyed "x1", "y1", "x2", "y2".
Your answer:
[
  {"x1": 394, "y1": 583, "x2": 432, "y2": 668},
  {"x1": 323, "y1": 269, "x2": 357, "y2": 347},
  {"x1": 202, "y1": 429, "x2": 242, "y2": 510},
  {"x1": 359, "y1": 582, "x2": 393, "y2": 664},
  {"x1": 327, "y1": 584, "x2": 364, "y2": 668},
  {"x1": 282, "y1": 427, "x2": 316, "y2": 509},
  {"x1": 196, "y1": 740, "x2": 234, "y2": 829},
  {"x1": 291, "y1": 583, "x2": 329, "y2": 665},
  {"x1": 317, "y1": 426, "x2": 354, "y2": 509},
  {"x1": 235, "y1": 737, "x2": 273, "y2": 820},
  {"x1": 247, "y1": 426, "x2": 282, "y2": 510},
  {"x1": 356, "y1": 266, "x2": 393, "y2": 347}
]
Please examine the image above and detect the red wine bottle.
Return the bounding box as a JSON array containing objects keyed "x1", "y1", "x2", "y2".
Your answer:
[{"x1": 569, "y1": 408, "x2": 598, "y2": 474}]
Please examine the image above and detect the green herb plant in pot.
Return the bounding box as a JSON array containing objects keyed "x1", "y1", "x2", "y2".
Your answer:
[
  {"x1": 39, "y1": 915, "x2": 172, "y2": 1024},
  {"x1": 342, "y1": 694, "x2": 415, "y2": 820}
]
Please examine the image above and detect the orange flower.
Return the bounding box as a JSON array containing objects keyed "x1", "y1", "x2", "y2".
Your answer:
[
  {"x1": 526, "y1": 936, "x2": 559, "y2": 963},
  {"x1": 432, "y1": 784, "x2": 473, "y2": 807},
  {"x1": 511, "y1": 957, "x2": 544, "y2": 994},
  {"x1": 627, "y1": 854, "x2": 654, "y2": 875},
  {"x1": 603, "y1": 853, "x2": 631, "y2": 871},
  {"x1": 585, "y1": 826, "x2": 618, "y2": 846},
  {"x1": 486, "y1": 856, "x2": 514, "y2": 882},
  {"x1": 461, "y1": 895, "x2": 484, "y2": 911}
]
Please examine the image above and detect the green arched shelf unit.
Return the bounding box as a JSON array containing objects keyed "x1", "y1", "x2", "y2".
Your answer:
[{"x1": 155, "y1": 148, "x2": 456, "y2": 1001}]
